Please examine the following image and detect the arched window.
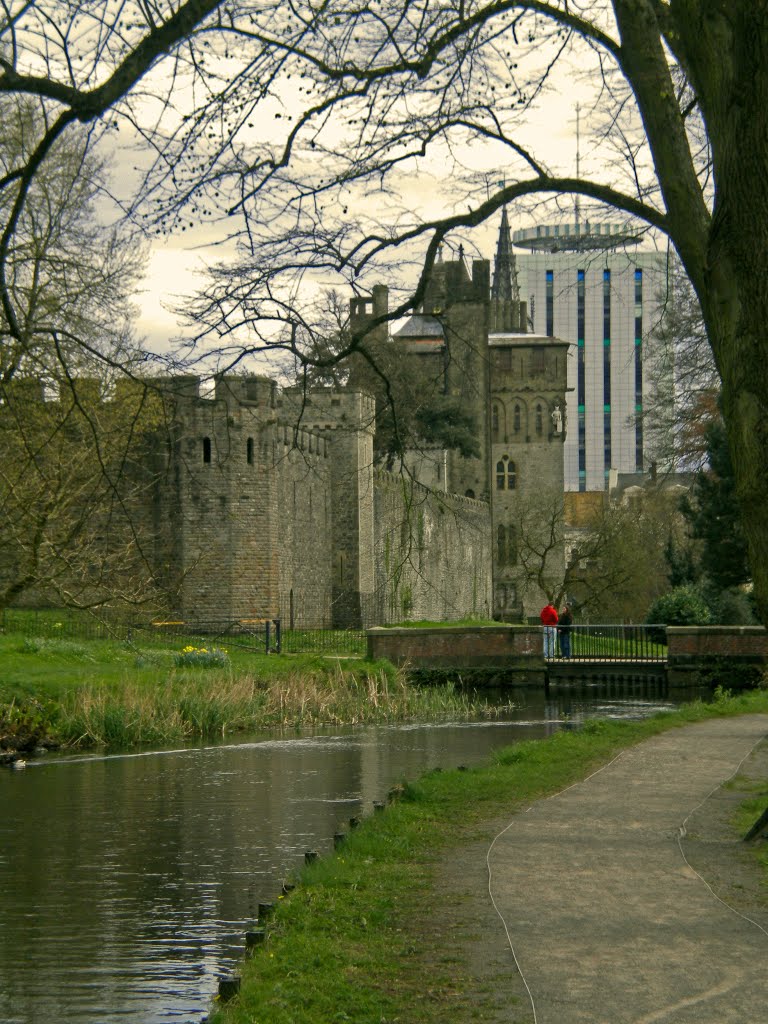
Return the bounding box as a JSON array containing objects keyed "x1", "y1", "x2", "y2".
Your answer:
[
  {"x1": 247, "y1": 437, "x2": 254, "y2": 465},
  {"x1": 202, "y1": 437, "x2": 211, "y2": 464},
  {"x1": 513, "y1": 404, "x2": 521, "y2": 434},
  {"x1": 536, "y1": 404, "x2": 543, "y2": 435},
  {"x1": 496, "y1": 456, "x2": 516, "y2": 490},
  {"x1": 465, "y1": 489, "x2": 475, "y2": 499}
]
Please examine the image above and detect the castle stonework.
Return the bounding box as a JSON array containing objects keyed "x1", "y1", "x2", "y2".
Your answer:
[
  {"x1": 3, "y1": 213, "x2": 567, "y2": 626},
  {"x1": 144, "y1": 374, "x2": 492, "y2": 627},
  {"x1": 386, "y1": 213, "x2": 569, "y2": 620}
]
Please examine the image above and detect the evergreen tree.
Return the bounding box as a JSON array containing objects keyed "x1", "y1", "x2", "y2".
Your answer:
[{"x1": 681, "y1": 421, "x2": 751, "y2": 591}]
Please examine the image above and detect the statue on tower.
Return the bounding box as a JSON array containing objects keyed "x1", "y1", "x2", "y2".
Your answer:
[{"x1": 551, "y1": 404, "x2": 564, "y2": 434}]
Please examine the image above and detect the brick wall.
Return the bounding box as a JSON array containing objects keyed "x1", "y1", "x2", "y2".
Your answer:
[
  {"x1": 367, "y1": 624, "x2": 545, "y2": 683},
  {"x1": 668, "y1": 626, "x2": 768, "y2": 659}
]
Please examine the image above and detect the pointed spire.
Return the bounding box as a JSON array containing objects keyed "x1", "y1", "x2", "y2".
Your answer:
[
  {"x1": 489, "y1": 207, "x2": 528, "y2": 331},
  {"x1": 491, "y1": 206, "x2": 520, "y2": 304}
]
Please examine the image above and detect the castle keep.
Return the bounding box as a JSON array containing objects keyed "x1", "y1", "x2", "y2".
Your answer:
[{"x1": 3, "y1": 214, "x2": 568, "y2": 626}]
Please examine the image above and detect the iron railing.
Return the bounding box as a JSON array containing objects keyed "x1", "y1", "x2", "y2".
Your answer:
[
  {"x1": 0, "y1": 608, "x2": 369, "y2": 657},
  {"x1": 544, "y1": 623, "x2": 667, "y2": 663}
]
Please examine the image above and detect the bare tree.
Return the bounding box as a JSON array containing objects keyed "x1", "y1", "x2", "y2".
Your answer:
[
  {"x1": 507, "y1": 486, "x2": 676, "y2": 620},
  {"x1": 0, "y1": 378, "x2": 165, "y2": 612},
  {"x1": 644, "y1": 258, "x2": 720, "y2": 470},
  {"x1": 1, "y1": 2, "x2": 768, "y2": 621},
  {"x1": 565, "y1": 488, "x2": 692, "y2": 622},
  {"x1": 0, "y1": 97, "x2": 160, "y2": 610}
]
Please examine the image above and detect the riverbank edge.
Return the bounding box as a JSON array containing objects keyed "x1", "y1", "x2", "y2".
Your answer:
[
  {"x1": 207, "y1": 688, "x2": 768, "y2": 1024},
  {"x1": 0, "y1": 635, "x2": 506, "y2": 755}
]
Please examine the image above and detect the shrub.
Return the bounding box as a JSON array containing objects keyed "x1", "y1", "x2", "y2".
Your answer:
[
  {"x1": 645, "y1": 585, "x2": 712, "y2": 627},
  {"x1": 707, "y1": 587, "x2": 758, "y2": 626}
]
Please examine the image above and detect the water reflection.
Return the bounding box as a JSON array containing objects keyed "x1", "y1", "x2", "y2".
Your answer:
[{"x1": 0, "y1": 684, "x2": 686, "y2": 1024}]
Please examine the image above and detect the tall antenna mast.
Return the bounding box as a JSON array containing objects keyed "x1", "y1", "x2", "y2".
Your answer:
[{"x1": 574, "y1": 102, "x2": 581, "y2": 224}]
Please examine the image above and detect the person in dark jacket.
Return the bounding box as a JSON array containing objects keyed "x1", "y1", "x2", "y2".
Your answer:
[{"x1": 558, "y1": 604, "x2": 574, "y2": 658}]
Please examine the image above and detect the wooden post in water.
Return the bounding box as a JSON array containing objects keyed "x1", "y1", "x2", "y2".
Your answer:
[{"x1": 218, "y1": 976, "x2": 241, "y2": 1002}]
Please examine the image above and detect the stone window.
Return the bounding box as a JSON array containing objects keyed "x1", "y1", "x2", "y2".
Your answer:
[
  {"x1": 247, "y1": 437, "x2": 254, "y2": 464},
  {"x1": 203, "y1": 437, "x2": 212, "y2": 463},
  {"x1": 496, "y1": 456, "x2": 516, "y2": 490},
  {"x1": 513, "y1": 403, "x2": 521, "y2": 434},
  {"x1": 536, "y1": 403, "x2": 543, "y2": 435}
]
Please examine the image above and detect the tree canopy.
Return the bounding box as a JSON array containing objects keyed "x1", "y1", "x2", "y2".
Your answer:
[{"x1": 1, "y1": 1, "x2": 767, "y2": 619}]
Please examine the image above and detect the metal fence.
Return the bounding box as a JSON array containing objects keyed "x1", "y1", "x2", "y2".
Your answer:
[
  {"x1": 0, "y1": 608, "x2": 368, "y2": 657},
  {"x1": 544, "y1": 623, "x2": 667, "y2": 663}
]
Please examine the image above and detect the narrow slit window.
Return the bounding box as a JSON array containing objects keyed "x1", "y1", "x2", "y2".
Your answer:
[{"x1": 203, "y1": 437, "x2": 211, "y2": 464}]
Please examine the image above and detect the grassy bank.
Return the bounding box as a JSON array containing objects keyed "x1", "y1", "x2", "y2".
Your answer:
[
  {"x1": 0, "y1": 631, "x2": 505, "y2": 752},
  {"x1": 206, "y1": 688, "x2": 768, "y2": 1024}
]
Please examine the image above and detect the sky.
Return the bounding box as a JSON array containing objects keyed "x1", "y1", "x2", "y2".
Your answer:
[{"x1": 126, "y1": 87, "x2": 603, "y2": 355}]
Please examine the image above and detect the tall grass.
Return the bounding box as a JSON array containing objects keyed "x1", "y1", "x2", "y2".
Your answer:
[{"x1": 36, "y1": 662, "x2": 496, "y2": 749}]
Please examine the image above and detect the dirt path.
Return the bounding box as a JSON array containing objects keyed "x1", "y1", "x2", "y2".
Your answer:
[{"x1": 410, "y1": 718, "x2": 768, "y2": 1024}]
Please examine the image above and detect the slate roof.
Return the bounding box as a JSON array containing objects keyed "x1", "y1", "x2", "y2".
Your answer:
[{"x1": 393, "y1": 314, "x2": 444, "y2": 339}]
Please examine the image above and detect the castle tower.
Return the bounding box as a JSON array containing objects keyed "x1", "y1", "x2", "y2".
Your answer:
[
  {"x1": 489, "y1": 328, "x2": 569, "y2": 620},
  {"x1": 279, "y1": 387, "x2": 376, "y2": 628},
  {"x1": 394, "y1": 254, "x2": 491, "y2": 499},
  {"x1": 153, "y1": 375, "x2": 287, "y2": 623}
]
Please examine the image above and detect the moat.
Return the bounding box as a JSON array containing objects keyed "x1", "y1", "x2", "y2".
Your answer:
[{"x1": 0, "y1": 683, "x2": 687, "y2": 1024}]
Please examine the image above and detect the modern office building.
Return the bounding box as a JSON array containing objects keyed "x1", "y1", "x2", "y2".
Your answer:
[{"x1": 512, "y1": 222, "x2": 668, "y2": 491}]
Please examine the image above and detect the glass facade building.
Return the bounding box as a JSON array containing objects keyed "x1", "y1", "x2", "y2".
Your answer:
[{"x1": 514, "y1": 246, "x2": 667, "y2": 491}]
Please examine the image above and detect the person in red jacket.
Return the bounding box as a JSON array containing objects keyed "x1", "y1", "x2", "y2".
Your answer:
[{"x1": 540, "y1": 602, "x2": 559, "y2": 658}]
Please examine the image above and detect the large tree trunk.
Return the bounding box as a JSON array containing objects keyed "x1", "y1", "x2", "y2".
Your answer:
[{"x1": 692, "y1": 6, "x2": 768, "y2": 623}]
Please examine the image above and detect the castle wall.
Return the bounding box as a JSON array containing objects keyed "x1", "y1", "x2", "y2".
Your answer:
[
  {"x1": 278, "y1": 388, "x2": 376, "y2": 628},
  {"x1": 373, "y1": 471, "x2": 492, "y2": 623},
  {"x1": 274, "y1": 424, "x2": 334, "y2": 628}
]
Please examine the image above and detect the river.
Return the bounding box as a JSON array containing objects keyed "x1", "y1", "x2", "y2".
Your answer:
[{"x1": 0, "y1": 682, "x2": 688, "y2": 1024}]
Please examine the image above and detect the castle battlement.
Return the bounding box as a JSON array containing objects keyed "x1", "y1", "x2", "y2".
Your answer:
[{"x1": 373, "y1": 468, "x2": 490, "y2": 511}]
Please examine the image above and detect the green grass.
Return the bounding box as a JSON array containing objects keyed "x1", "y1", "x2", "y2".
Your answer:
[
  {"x1": 207, "y1": 689, "x2": 768, "y2": 1024},
  {"x1": 385, "y1": 617, "x2": 503, "y2": 628},
  {"x1": 569, "y1": 632, "x2": 668, "y2": 659},
  {"x1": 0, "y1": 631, "x2": 502, "y2": 750}
]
